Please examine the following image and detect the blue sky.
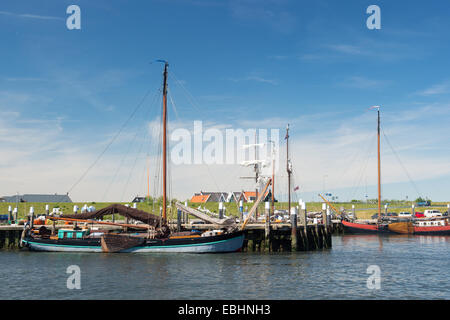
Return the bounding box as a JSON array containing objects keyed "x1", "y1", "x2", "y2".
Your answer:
[{"x1": 0, "y1": 0, "x2": 449, "y2": 203}]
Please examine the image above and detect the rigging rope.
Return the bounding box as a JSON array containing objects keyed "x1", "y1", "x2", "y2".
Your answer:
[
  {"x1": 66, "y1": 86, "x2": 156, "y2": 196},
  {"x1": 382, "y1": 128, "x2": 423, "y2": 198}
]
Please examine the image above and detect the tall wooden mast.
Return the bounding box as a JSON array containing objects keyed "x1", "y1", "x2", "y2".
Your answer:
[
  {"x1": 272, "y1": 152, "x2": 275, "y2": 214},
  {"x1": 162, "y1": 62, "x2": 169, "y2": 223},
  {"x1": 254, "y1": 133, "x2": 259, "y2": 218},
  {"x1": 286, "y1": 124, "x2": 292, "y2": 215},
  {"x1": 377, "y1": 107, "x2": 382, "y2": 220}
]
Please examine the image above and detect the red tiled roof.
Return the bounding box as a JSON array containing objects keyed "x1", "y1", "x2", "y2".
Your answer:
[
  {"x1": 190, "y1": 194, "x2": 210, "y2": 203},
  {"x1": 242, "y1": 190, "x2": 269, "y2": 200}
]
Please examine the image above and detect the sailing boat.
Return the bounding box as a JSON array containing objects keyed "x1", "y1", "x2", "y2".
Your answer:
[
  {"x1": 21, "y1": 61, "x2": 247, "y2": 253},
  {"x1": 341, "y1": 107, "x2": 392, "y2": 234},
  {"x1": 388, "y1": 217, "x2": 450, "y2": 235}
]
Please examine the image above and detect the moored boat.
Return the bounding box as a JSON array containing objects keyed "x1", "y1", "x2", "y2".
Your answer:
[
  {"x1": 20, "y1": 61, "x2": 255, "y2": 254},
  {"x1": 22, "y1": 229, "x2": 245, "y2": 253},
  {"x1": 341, "y1": 106, "x2": 395, "y2": 235},
  {"x1": 388, "y1": 218, "x2": 450, "y2": 235},
  {"x1": 341, "y1": 220, "x2": 391, "y2": 234}
]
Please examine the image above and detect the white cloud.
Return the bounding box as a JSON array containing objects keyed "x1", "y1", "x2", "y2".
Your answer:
[
  {"x1": 418, "y1": 81, "x2": 450, "y2": 96},
  {"x1": 0, "y1": 10, "x2": 63, "y2": 21},
  {"x1": 227, "y1": 75, "x2": 278, "y2": 85},
  {"x1": 1, "y1": 103, "x2": 449, "y2": 202}
]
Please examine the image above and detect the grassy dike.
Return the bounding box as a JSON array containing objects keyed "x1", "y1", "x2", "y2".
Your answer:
[{"x1": 0, "y1": 201, "x2": 448, "y2": 221}]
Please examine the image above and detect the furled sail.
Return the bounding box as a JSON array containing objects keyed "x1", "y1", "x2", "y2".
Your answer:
[{"x1": 62, "y1": 203, "x2": 161, "y2": 227}]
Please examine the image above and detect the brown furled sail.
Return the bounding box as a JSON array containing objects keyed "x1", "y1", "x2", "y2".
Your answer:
[
  {"x1": 61, "y1": 204, "x2": 161, "y2": 226},
  {"x1": 100, "y1": 233, "x2": 146, "y2": 253},
  {"x1": 388, "y1": 221, "x2": 414, "y2": 234}
]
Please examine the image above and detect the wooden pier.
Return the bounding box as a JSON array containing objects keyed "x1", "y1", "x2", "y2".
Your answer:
[{"x1": 179, "y1": 220, "x2": 342, "y2": 252}]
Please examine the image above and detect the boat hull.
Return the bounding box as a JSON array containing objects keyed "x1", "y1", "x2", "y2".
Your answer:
[
  {"x1": 23, "y1": 231, "x2": 245, "y2": 254},
  {"x1": 342, "y1": 220, "x2": 391, "y2": 234},
  {"x1": 413, "y1": 225, "x2": 450, "y2": 236}
]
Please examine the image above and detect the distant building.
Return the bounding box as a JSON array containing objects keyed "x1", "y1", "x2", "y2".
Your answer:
[
  {"x1": 132, "y1": 196, "x2": 147, "y2": 203},
  {"x1": 1, "y1": 194, "x2": 72, "y2": 203},
  {"x1": 237, "y1": 190, "x2": 273, "y2": 203},
  {"x1": 190, "y1": 190, "x2": 274, "y2": 204},
  {"x1": 190, "y1": 191, "x2": 227, "y2": 203}
]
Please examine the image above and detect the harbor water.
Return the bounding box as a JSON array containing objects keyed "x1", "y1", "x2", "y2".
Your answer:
[{"x1": 1, "y1": 235, "x2": 449, "y2": 300}]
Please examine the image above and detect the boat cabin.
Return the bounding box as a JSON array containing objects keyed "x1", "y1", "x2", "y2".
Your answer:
[
  {"x1": 417, "y1": 220, "x2": 445, "y2": 227},
  {"x1": 58, "y1": 229, "x2": 89, "y2": 239}
]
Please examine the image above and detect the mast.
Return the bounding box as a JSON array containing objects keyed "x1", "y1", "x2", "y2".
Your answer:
[
  {"x1": 272, "y1": 151, "x2": 275, "y2": 214},
  {"x1": 286, "y1": 124, "x2": 292, "y2": 215},
  {"x1": 162, "y1": 62, "x2": 169, "y2": 223},
  {"x1": 377, "y1": 107, "x2": 382, "y2": 220},
  {"x1": 254, "y1": 133, "x2": 259, "y2": 219}
]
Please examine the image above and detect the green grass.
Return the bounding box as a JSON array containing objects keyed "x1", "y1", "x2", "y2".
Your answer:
[{"x1": 1, "y1": 200, "x2": 447, "y2": 221}]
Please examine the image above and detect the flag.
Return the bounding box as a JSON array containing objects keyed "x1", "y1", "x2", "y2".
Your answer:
[
  {"x1": 369, "y1": 105, "x2": 380, "y2": 111},
  {"x1": 294, "y1": 186, "x2": 299, "y2": 191}
]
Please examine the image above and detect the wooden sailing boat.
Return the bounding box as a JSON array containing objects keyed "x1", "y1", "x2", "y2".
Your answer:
[
  {"x1": 388, "y1": 218, "x2": 450, "y2": 235},
  {"x1": 342, "y1": 107, "x2": 392, "y2": 234},
  {"x1": 22, "y1": 61, "x2": 248, "y2": 253}
]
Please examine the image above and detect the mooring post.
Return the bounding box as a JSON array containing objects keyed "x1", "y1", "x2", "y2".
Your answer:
[
  {"x1": 322, "y1": 208, "x2": 330, "y2": 248},
  {"x1": 8, "y1": 205, "x2": 12, "y2": 224},
  {"x1": 322, "y1": 210, "x2": 328, "y2": 228},
  {"x1": 183, "y1": 201, "x2": 188, "y2": 223},
  {"x1": 298, "y1": 200, "x2": 307, "y2": 250},
  {"x1": 29, "y1": 207, "x2": 35, "y2": 229},
  {"x1": 45, "y1": 204, "x2": 49, "y2": 217},
  {"x1": 177, "y1": 209, "x2": 182, "y2": 232},
  {"x1": 290, "y1": 207, "x2": 298, "y2": 251},
  {"x1": 352, "y1": 204, "x2": 355, "y2": 217},
  {"x1": 264, "y1": 201, "x2": 271, "y2": 238},
  {"x1": 13, "y1": 207, "x2": 18, "y2": 224},
  {"x1": 219, "y1": 202, "x2": 224, "y2": 219},
  {"x1": 384, "y1": 204, "x2": 388, "y2": 216},
  {"x1": 239, "y1": 200, "x2": 244, "y2": 223},
  {"x1": 447, "y1": 204, "x2": 449, "y2": 216},
  {"x1": 411, "y1": 204, "x2": 415, "y2": 217}
]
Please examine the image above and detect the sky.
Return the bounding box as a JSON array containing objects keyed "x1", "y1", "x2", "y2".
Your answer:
[{"x1": 0, "y1": 0, "x2": 449, "y2": 203}]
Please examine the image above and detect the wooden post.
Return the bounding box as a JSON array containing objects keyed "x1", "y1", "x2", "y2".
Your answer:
[
  {"x1": 219, "y1": 202, "x2": 224, "y2": 219},
  {"x1": 13, "y1": 208, "x2": 18, "y2": 225},
  {"x1": 290, "y1": 207, "x2": 298, "y2": 251},
  {"x1": 177, "y1": 209, "x2": 182, "y2": 232},
  {"x1": 322, "y1": 210, "x2": 327, "y2": 228},
  {"x1": 352, "y1": 204, "x2": 355, "y2": 217},
  {"x1": 264, "y1": 201, "x2": 271, "y2": 251},
  {"x1": 8, "y1": 206, "x2": 12, "y2": 224},
  {"x1": 412, "y1": 204, "x2": 415, "y2": 217},
  {"x1": 298, "y1": 201, "x2": 307, "y2": 251},
  {"x1": 264, "y1": 202, "x2": 270, "y2": 234},
  {"x1": 29, "y1": 207, "x2": 35, "y2": 229},
  {"x1": 239, "y1": 200, "x2": 244, "y2": 223}
]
